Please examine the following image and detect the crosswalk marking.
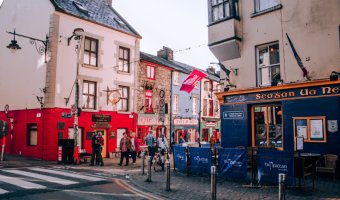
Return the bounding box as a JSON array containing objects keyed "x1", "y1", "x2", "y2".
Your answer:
[
  {"x1": 29, "y1": 167, "x2": 105, "y2": 182},
  {"x1": 0, "y1": 188, "x2": 9, "y2": 194},
  {"x1": 2, "y1": 169, "x2": 78, "y2": 185},
  {"x1": 0, "y1": 174, "x2": 46, "y2": 189}
]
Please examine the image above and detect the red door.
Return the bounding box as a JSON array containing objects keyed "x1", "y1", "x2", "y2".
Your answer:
[{"x1": 137, "y1": 126, "x2": 149, "y2": 145}]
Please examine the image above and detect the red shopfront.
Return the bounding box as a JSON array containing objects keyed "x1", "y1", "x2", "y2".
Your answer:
[
  {"x1": 0, "y1": 108, "x2": 136, "y2": 161},
  {"x1": 137, "y1": 114, "x2": 170, "y2": 145}
]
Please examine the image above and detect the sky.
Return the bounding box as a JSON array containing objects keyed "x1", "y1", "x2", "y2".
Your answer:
[
  {"x1": 112, "y1": 0, "x2": 218, "y2": 70},
  {"x1": 0, "y1": 0, "x2": 218, "y2": 70}
]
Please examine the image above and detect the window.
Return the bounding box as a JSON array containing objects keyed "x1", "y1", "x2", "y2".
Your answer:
[
  {"x1": 68, "y1": 128, "x2": 83, "y2": 149},
  {"x1": 210, "y1": 0, "x2": 239, "y2": 23},
  {"x1": 209, "y1": 100, "x2": 214, "y2": 116},
  {"x1": 255, "y1": 0, "x2": 280, "y2": 12},
  {"x1": 204, "y1": 81, "x2": 210, "y2": 91},
  {"x1": 256, "y1": 42, "x2": 280, "y2": 86},
  {"x1": 253, "y1": 105, "x2": 283, "y2": 149},
  {"x1": 145, "y1": 90, "x2": 153, "y2": 113},
  {"x1": 173, "y1": 95, "x2": 179, "y2": 114},
  {"x1": 203, "y1": 99, "x2": 208, "y2": 116},
  {"x1": 82, "y1": 81, "x2": 96, "y2": 109},
  {"x1": 192, "y1": 97, "x2": 198, "y2": 115},
  {"x1": 27, "y1": 124, "x2": 37, "y2": 146},
  {"x1": 215, "y1": 100, "x2": 219, "y2": 114},
  {"x1": 118, "y1": 86, "x2": 129, "y2": 111},
  {"x1": 293, "y1": 117, "x2": 327, "y2": 143},
  {"x1": 173, "y1": 72, "x2": 180, "y2": 85},
  {"x1": 147, "y1": 66, "x2": 155, "y2": 79},
  {"x1": 84, "y1": 37, "x2": 98, "y2": 66},
  {"x1": 118, "y1": 47, "x2": 130, "y2": 73}
]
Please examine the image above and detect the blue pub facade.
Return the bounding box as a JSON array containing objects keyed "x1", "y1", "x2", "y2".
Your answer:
[{"x1": 217, "y1": 79, "x2": 340, "y2": 183}]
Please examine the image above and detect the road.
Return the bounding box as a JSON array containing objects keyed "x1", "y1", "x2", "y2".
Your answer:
[{"x1": 0, "y1": 166, "x2": 161, "y2": 200}]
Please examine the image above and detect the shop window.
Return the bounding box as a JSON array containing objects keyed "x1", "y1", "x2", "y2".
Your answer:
[
  {"x1": 254, "y1": 0, "x2": 280, "y2": 12},
  {"x1": 253, "y1": 105, "x2": 283, "y2": 149},
  {"x1": 293, "y1": 117, "x2": 327, "y2": 143},
  {"x1": 137, "y1": 126, "x2": 149, "y2": 145},
  {"x1": 118, "y1": 46, "x2": 130, "y2": 73},
  {"x1": 256, "y1": 42, "x2": 280, "y2": 86},
  {"x1": 82, "y1": 80, "x2": 97, "y2": 110},
  {"x1": 117, "y1": 85, "x2": 129, "y2": 111},
  {"x1": 145, "y1": 90, "x2": 153, "y2": 113},
  {"x1": 27, "y1": 124, "x2": 37, "y2": 146},
  {"x1": 84, "y1": 37, "x2": 98, "y2": 66},
  {"x1": 173, "y1": 72, "x2": 180, "y2": 85},
  {"x1": 147, "y1": 65, "x2": 155, "y2": 79},
  {"x1": 68, "y1": 127, "x2": 83, "y2": 149}
]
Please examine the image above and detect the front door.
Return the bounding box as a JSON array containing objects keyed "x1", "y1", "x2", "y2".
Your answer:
[{"x1": 96, "y1": 130, "x2": 107, "y2": 158}]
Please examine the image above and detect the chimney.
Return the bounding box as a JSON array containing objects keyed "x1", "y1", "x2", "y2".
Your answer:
[
  {"x1": 206, "y1": 66, "x2": 215, "y2": 74},
  {"x1": 106, "y1": 0, "x2": 112, "y2": 6},
  {"x1": 157, "y1": 46, "x2": 173, "y2": 61}
]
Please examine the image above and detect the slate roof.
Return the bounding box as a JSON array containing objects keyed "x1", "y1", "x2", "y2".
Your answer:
[
  {"x1": 50, "y1": 0, "x2": 141, "y2": 38},
  {"x1": 140, "y1": 52, "x2": 220, "y2": 82}
]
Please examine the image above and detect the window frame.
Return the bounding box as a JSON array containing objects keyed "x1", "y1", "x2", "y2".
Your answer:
[
  {"x1": 145, "y1": 90, "x2": 153, "y2": 113},
  {"x1": 192, "y1": 97, "x2": 198, "y2": 115},
  {"x1": 254, "y1": 0, "x2": 280, "y2": 13},
  {"x1": 209, "y1": 99, "x2": 214, "y2": 117},
  {"x1": 147, "y1": 65, "x2": 155, "y2": 80},
  {"x1": 173, "y1": 95, "x2": 179, "y2": 114},
  {"x1": 118, "y1": 85, "x2": 129, "y2": 112},
  {"x1": 82, "y1": 80, "x2": 97, "y2": 110},
  {"x1": 209, "y1": 0, "x2": 239, "y2": 24},
  {"x1": 256, "y1": 41, "x2": 280, "y2": 87},
  {"x1": 83, "y1": 37, "x2": 98, "y2": 67},
  {"x1": 118, "y1": 46, "x2": 130, "y2": 73},
  {"x1": 203, "y1": 99, "x2": 208, "y2": 116},
  {"x1": 27, "y1": 124, "x2": 38, "y2": 146},
  {"x1": 252, "y1": 104, "x2": 283, "y2": 150},
  {"x1": 293, "y1": 116, "x2": 327, "y2": 143},
  {"x1": 173, "y1": 72, "x2": 180, "y2": 85}
]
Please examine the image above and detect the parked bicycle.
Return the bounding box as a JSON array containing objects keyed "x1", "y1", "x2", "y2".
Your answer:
[{"x1": 153, "y1": 148, "x2": 169, "y2": 172}]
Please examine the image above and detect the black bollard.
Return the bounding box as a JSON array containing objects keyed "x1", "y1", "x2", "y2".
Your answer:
[
  {"x1": 165, "y1": 160, "x2": 170, "y2": 191},
  {"x1": 211, "y1": 166, "x2": 217, "y2": 200},
  {"x1": 146, "y1": 156, "x2": 152, "y2": 182},
  {"x1": 141, "y1": 151, "x2": 145, "y2": 175},
  {"x1": 279, "y1": 173, "x2": 286, "y2": 200}
]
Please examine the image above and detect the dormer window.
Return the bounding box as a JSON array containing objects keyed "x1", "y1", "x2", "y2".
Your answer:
[{"x1": 73, "y1": 1, "x2": 89, "y2": 15}]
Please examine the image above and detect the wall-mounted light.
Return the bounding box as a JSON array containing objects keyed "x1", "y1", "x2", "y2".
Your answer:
[
  {"x1": 6, "y1": 29, "x2": 49, "y2": 62},
  {"x1": 330, "y1": 71, "x2": 340, "y2": 81}
]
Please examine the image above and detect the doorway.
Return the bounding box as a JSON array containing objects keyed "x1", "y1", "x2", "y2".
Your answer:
[{"x1": 96, "y1": 130, "x2": 107, "y2": 158}]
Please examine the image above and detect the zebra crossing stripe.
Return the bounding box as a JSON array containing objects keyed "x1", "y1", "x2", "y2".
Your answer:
[
  {"x1": 0, "y1": 188, "x2": 9, "y2": 194},
  {"x1": 29, "y1": 167, "x2": 104, "y2": 182},
  {"x1": 0, "y1": 175, "x2": 46, "y2": 189},
  {"x1": 2, "y1": 170, "x2": 78, "y2": 185}
]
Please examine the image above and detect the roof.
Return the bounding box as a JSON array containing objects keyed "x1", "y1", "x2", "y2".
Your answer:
[
  {"x1": 140, "y1": 52, "x2": 220, "y2": 81},
  {"x1": 50, "y1": 0, "x2": 141, "y2": 38}
]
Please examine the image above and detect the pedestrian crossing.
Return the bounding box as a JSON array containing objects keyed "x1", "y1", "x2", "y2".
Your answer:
[{"x1": 0, "y1": 166, "x2": 107, "y2": 196}]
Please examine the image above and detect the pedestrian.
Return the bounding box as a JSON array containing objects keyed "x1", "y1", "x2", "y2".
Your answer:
[
  {"x1": 145, "y1": 130, "x2": 156, "y2": 161},
  {"x1": 130, "y1": 132, "x2": 140, "y2": 164},
  {"x1": 119, "y1": 132, "x2": 131, "y2": 166},
  {"x1": 210, "y1": 134, "x2": 216, "y2": 148},
  {"x1": 90, "y1": 131, "x2": 97, "y2": 166},
  {"x1": 95, "y1": 132, "x2": 104, "y2": 166},
  {"x1": 179, "y1": 135, "x2": 185, "y2": 144},
  {"x1": 157, "y1": 134, "x2": 168, "y2": 169}
]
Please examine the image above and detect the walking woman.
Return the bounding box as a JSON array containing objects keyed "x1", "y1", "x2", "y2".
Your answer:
[{"x1": 119, "y1": 132, "x2": 131, "y2": 166}]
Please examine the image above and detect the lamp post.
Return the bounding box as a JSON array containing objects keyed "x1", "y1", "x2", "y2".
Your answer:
[
  {"x1": 6, "y1": 29, "x2": 49, "y2": 62},
  {"x1": 68, "y1": 28, "x2": 84, "y2": 164}
]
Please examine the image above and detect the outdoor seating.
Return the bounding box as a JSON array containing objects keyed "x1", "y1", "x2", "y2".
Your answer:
[
  {"x1": 316, "y1": 154, "x2": 338, "y2": 180},
  {"x1": 294, "y1": 157, "x2": 314, "y2": 190}
]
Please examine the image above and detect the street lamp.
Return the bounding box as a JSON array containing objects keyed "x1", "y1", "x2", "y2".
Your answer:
[
  {"x1": 6, "y1": 29, "x2": 49, "y2": 62},
  {"x1": 68, "y1": 28, "x2": 84, "y2": 164}
]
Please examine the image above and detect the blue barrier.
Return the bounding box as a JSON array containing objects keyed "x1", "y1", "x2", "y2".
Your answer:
[
  {"x1": 188, "y1": 147, "x2": 212, "y2": 175},
  {"x1": 173, "y1": 145, "x2": 187, "y2": 171},
  {"x1": 257, "y1": 149, "x2": 294, "y2": 185},
  {"x1": 218, "y1": 148, "x2": 247, "y2": 180},
  {"x1": 201, "y1": 144, "x2": 211, "y2": 148}
]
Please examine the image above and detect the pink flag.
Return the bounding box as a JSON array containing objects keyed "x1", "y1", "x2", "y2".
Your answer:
[{"x1": 180, "y1": 69, "x2": 207, "y2": 93}]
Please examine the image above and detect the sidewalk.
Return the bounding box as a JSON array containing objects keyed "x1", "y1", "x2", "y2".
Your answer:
[{"x1": 1, "y1": 155, "x2": 340, "y2": 200}]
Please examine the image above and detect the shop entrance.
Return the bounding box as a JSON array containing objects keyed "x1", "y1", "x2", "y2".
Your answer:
[
  {"x1": 96, "y1": 130, "x2": 107, "y2": 158},
  {"x1": 202, "y1": 129, "x2": 209, "y2": 142},
  {"x1": 137, "y1": 126, "x2": 149, "y2": 145}
]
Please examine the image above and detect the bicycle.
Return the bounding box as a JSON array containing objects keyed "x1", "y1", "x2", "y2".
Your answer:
[{"x1": 153, "y1": 149, "x2": 169, "y2": 172}]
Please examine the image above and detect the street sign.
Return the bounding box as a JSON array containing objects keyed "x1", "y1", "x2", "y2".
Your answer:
[
  {"x1": 71, "y1": 105, "x2": 77, "y2": 114},
  {"x1": 159, "y1": 89, "x2": 165, "y2": 98},
  {"x1": 61, "y1": 113, "x2": 72, "y2": 118}
]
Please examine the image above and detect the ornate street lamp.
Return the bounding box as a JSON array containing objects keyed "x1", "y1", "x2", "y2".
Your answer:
[{"x1": 6, "y1": 29, "x2": 49, "y2": 62}]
